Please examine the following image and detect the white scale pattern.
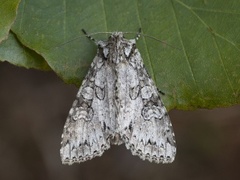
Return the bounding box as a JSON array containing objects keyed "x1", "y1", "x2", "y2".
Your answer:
[{"x1": 60, "y1": 31, "x2": 176, "y2": 164}]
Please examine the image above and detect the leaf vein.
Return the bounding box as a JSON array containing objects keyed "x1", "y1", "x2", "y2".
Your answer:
[
  {"x1": 212, "y1": 35, "x2": 236, "y2": 97},
  {"x1": 191, "y1": 7, "x2": 240, "y2": 15},
  {"x1": 101, "y1": 0, "x2": 108, "y2": 31},
  {"x1": 176, "y1": 0, "x2": 240, "y2": 51},
  {"x1": 135, "y1": 0, "x2": 156, "y2": 83},
  {"x1": 19, "y1": 0, "x2": 26, "y2": 32},
  {"x1": 62, "y1": 0, "x2": 66, "y2": 41},
  {"x1": 172, "y1": 0, "x2": 201, "y2": 95}
]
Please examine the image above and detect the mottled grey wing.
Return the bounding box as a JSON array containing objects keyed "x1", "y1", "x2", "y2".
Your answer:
[
  {"x1": 117, "y1": 49, "x2": 176, "y2": 163},
  {"x1": 60, "y1": 55, "x2": 116, "y2": 164}
]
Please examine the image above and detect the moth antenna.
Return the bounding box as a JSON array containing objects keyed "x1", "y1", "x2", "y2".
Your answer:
[
  {"x1": 135, "y1": 28, "x2": 141, "y2": 41},
  {"x1": 140, "y1": 33, "x2": 181, "y2": 51},
  {"x1": 82, "y1": 29, "x2": 97, "y2": 44},
  {"x1": 55, "y1": 29, "x2": 181, "y2": 51}
]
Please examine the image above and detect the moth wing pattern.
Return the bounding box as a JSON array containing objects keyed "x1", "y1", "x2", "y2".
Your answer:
[
  {"x1": 60, "y1": 54, "x2": 117, "y2": 165},
  {"x1": 60, "y1": 30, "x2": 177, "y2": 165},
  {"x1": 117, "y1": 44, "x2": 176, "y2": 163}
]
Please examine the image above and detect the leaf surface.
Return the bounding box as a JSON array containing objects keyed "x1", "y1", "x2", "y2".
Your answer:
[{"x1": 5, "y1": 0, "x2": 240, "y2": 109}]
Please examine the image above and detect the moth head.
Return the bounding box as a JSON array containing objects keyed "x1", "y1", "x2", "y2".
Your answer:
[{"x1": 109, "y1": 32, "x2": 124, "y2": 42}]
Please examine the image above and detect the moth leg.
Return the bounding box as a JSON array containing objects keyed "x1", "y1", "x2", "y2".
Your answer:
[{"x1": 157, "y1": 89, "x2": 165, "y2": 96}]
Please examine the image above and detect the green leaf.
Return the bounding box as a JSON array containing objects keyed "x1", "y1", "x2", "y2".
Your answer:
[
  {"x1": 0, "y1": 0, "x2": 21, "y2": 43},
  {"x1": 9, "y1": 0, "x2": 240, "y2": 110},
  {"x1": 0, "y1": 31, "x2": 51, "y2": 70}
]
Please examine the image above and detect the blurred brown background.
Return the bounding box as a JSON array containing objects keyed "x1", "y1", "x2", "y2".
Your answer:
[{"x1": 0, "y1": 62, "x2": 240, "y2": 180}]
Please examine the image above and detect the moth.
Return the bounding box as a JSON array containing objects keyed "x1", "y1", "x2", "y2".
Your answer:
[{"x1": 60, "y1": 29, "x2": 176, "y2": 164}]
